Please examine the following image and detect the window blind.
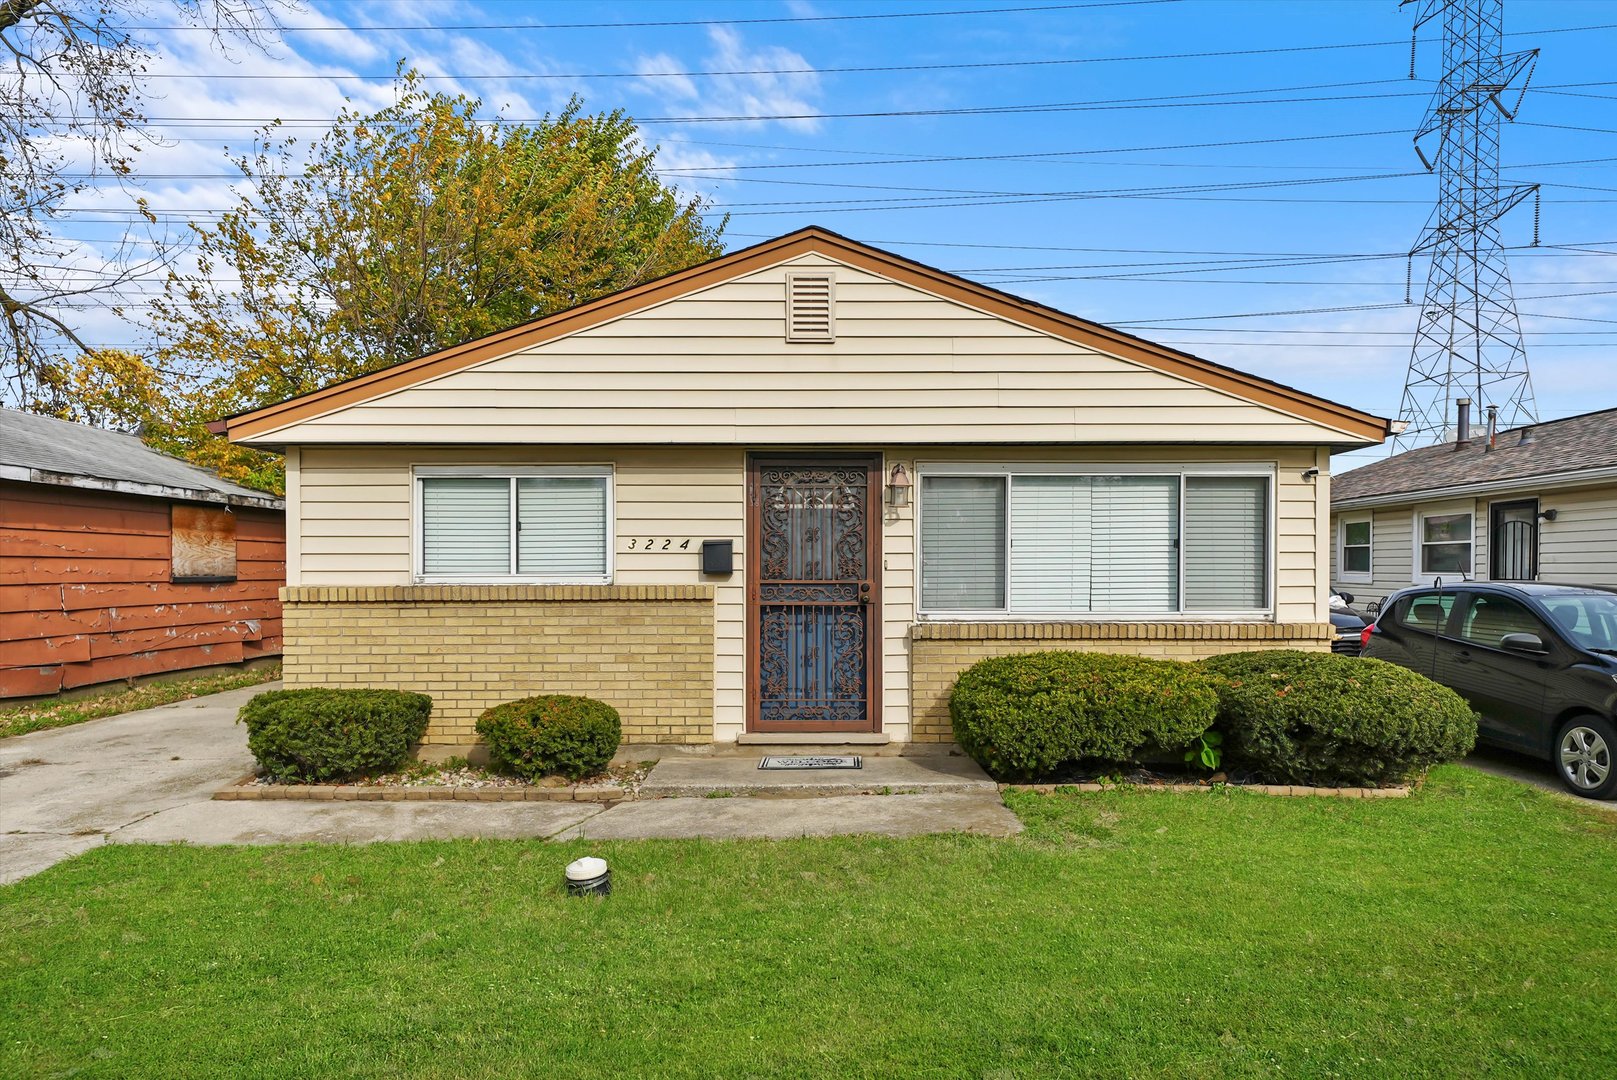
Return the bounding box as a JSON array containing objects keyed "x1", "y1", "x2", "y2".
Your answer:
[
  {"x1": 1183, "y1": 476, "x2": 1267, "y2": 610},
  {"x1": 920, "y1": 476, "x2": 1006, "y2": 610},
  {"x1": 421, "y1": 477, "x2": 511, "y2": 576},
  {"x1": 1009, "y1": 475, "x2": 1092, "y2": 612},
  {"x1": 1089, "y1": 475, "x2": 1180, "y2": 612},
  {"x1": 517, "y1": 477, "x2": 608, "y2": 576}
]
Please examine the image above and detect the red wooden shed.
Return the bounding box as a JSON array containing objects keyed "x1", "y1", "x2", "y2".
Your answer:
[{"x1": 0, "y1": 408, "x2": 285, "y2": 698}]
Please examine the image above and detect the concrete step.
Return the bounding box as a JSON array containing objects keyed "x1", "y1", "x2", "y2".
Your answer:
[{"x1": 638, "y1": 753, "x2": 997, "y2": 798}]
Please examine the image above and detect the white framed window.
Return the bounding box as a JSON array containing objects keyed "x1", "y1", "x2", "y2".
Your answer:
[
  {"x1": 1413, "y1": 505, "x2": 1472, "y2": 583},
  {"x1": 1337, "y1": 514, "x2": 1372, "y2": 583},
  {"x1": 917, "y1": 463, "x2": 1273, "y2": 618},
  {"x1": 413, "y1": 465, "x2": 613, "y2": 583}
]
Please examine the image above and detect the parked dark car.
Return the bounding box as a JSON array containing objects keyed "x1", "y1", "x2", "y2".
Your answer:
[
  {"x1": 1362, "y1": 582, "x2": 1617, "y2": 799},
  {"x1": 1330, "y1": 608, "x2": 1367, "y2": 656}
]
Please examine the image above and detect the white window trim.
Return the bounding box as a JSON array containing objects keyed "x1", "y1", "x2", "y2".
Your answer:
[
  {"x1": 412, "y1": 465, "x2": 614, "y2": 584},
  {"x1": 915, "y1": 462, "x2": 1276, "y2": 621},
  {"x1": 1337, "y1": 513, "x2": 1373, "y2": 585},
  {"x1": 1411, "y1": 502, "x2": 1473, "y2": 586}
]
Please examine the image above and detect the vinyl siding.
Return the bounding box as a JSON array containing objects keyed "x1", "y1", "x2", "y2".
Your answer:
[
  {"x1": 1526, "y1": 483, "x2": 1617, "y2": 586},
  {"x1": 268, "y1": 255, "x2": 1368, "y2": 447},
  {"x1": 295, "y1": 443, "x2": 1324, "y2": 741}
]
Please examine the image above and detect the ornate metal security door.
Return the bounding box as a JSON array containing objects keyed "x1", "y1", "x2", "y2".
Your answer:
[{"x1": 747, "y1": 456, "x2": 881, "y2": 732}]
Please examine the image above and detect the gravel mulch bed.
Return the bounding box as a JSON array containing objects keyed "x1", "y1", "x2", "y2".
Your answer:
[
  {"x1": 995, "y1": 764, "x2": 1412, "y2": 797},
  {"x1": 233, "y1": 760, "x2": 655, "y2": 800}
]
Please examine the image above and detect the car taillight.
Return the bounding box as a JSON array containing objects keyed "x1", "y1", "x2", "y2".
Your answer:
[{"x1": 1360, "y1": 624, "x2": 1375, "y2": 649}]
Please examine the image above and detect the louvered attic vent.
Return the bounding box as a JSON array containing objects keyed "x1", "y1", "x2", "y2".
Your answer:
[{"x1": 785, "y1": 271, "x2": 835, "y2": 342}]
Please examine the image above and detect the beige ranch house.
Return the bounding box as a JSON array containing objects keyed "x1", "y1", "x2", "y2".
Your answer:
[{"x1": 218, "y1": 227, "x2": 1391, "y2": 748}]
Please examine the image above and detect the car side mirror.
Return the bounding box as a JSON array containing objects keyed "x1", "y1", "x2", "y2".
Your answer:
[
  {"x1": 1499, "y1": 632, "x2": 1548, "y2": 655},
  {"x1": 1337, "y1": 590, "x2": 1355, "y2": 604}
]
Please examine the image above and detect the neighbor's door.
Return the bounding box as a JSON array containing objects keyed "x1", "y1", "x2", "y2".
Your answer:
[
  {"x1": 747, "y1": 456, "x2": 881, "y2": 733},
  {"x1": 1490, "y1": 499, "x2": 1539, "y2": 581}
]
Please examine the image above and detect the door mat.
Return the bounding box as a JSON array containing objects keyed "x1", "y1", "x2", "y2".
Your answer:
[{"x1": 758, "y1": 755, "x2": 863, "y2": 771}]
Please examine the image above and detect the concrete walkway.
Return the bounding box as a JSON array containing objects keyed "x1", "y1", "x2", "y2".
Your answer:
[
  {"x1": 1, "y1": 685, "x2": 1020, "y2": 884},
  {"x1": 638, "y1": 752, "x2": 997, "y2": 797},
  {"x1": 110, "y1": 790, "x2": 1020, "y2": 846},
  {"x1": 0, "y1": 683, "x2": 265, "y2": 884}
]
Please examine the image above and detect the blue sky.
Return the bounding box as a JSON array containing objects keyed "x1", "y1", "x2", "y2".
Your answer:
[{"x1": 57, "y1": 0, "x2": 1617, "y2": 464}]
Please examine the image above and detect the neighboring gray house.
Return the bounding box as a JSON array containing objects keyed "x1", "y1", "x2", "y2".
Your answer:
[{"x1": 1330, "y1": 404, "x2": 1617, "y2": 609}]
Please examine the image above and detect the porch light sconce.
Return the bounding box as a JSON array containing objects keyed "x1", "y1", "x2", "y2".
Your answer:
[
  {"x1": 1302, "y1": 468, "x2": 1321, "y2": 482},
  {"x1": 1539, "y1": 509, "x2": 1559, "y2": 522},
  {"x1": 887, "y1": 462, "x2": 913, "y2": 508}
]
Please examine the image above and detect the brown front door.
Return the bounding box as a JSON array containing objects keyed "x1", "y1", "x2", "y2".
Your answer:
[{"x1": 746, "y1": 455, "x2": 881, "y2": 733}]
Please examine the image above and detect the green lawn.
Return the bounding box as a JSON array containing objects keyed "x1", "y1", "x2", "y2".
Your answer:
[
  {"x1": 3, "y1": 767, "x2": 1614, "y2": 1079},
  {"x1": 0, "y1": 663, "x2": 280, "y2": 739}
]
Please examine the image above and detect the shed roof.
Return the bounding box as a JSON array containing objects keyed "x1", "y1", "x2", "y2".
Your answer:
[
  {"x1": 0, "y1": 408, "x2": 282, "y2": 509},
  {"x1": 1332, "y1": 405, "x2": 1617, "y2": 507}
]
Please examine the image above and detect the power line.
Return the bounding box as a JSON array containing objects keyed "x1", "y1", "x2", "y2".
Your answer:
[
  {"x1": 132, "y1": 1, "x2": 1176, "y2": 33},
  {"x1": 126, "y1": 86, "x2": 1439, "y2": 127}
]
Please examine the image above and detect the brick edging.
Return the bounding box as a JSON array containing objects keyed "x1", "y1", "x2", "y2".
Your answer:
[
  {"x1": 1000, "y1": 782, "x2": 1409, "y2": 798},
  {"x1": 914, "y1": 621, "x2": 1332, "y2": 642},
  {"x1": 280, "y1": 584, "x2": 713, "y2": 604},
  {"x1": 214, "y1": 780, "x2": 626, "y2": 803}
]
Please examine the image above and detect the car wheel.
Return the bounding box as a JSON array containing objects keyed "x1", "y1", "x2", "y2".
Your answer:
[{"x1": 1554, "y1": 715, "x2": 1617, "y2": 799}]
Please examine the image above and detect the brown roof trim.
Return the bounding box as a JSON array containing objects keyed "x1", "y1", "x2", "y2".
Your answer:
[{"x1": 220, "y1": 226, "x2": 1391, "y2": 444}]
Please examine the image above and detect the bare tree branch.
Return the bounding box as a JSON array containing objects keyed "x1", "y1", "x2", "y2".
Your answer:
[{"x1": 0, "y1": 0, "x2": 295, "y2": 412}]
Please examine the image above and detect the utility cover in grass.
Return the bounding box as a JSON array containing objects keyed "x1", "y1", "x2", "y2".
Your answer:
[{"x1": 758, "y1": 755, "x2": 862, "y2": 770}]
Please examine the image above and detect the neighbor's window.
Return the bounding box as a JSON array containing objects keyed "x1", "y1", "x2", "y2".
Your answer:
[
  {"x1": 1339, "y1": 516, "x2": 1372, "y2": 581},
  {"x1": 1418, "y1": 509, "x2": 1472, "y2": 577},
  {"x1": 416, "y1": 468, "x2": 610, "y2": 581},
  {"x1": 918, "y1": 469, "x2": 1270, "y2": 615}
]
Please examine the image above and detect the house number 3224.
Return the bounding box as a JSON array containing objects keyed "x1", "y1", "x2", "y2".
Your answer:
[{"x1": 624, "y1": 538, "x2": 691, "y2": 550}]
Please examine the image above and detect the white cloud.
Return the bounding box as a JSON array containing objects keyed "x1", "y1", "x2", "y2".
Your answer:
[{"x1": 632, "y1": 26, "x2": 823, "y2": 133}]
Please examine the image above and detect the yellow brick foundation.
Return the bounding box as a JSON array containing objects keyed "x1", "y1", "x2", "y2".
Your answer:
[
  {"x1": 279, "y1": 585, "x2": 715, "y2": 744},
  {"x1": 909, "y1": 621, "x2": 1334, "y2": 743}
]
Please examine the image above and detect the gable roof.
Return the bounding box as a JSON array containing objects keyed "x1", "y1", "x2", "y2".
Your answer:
[
  {"x1": 1, "y1": 408, "x2": 282, "y2": 509},
  {"x1": 1332, "y1": 405, "x2": 1617, "y2": 507},
  {"x1": 214, "y1": 226, "x2": 1391, "y2": 445}
]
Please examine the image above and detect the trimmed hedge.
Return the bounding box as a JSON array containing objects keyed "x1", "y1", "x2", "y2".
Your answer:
[
  {"x1": 949, "y1": 651, "x2": 1220, "y2": 780},
  {"x1": 239, "y1": 688, "x2": 432, "y2": 783},
  {"x1": 476, "y1": 695, "x2": 621, "y2": 781},
  {"x1": 1199, "y1": 650, "x2": 1477, "y2": 786}
]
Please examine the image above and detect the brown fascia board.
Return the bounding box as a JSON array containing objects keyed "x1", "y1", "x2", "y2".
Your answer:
[{"x1": 218, "y1": 225, "x2": 1392, "y2": 445}]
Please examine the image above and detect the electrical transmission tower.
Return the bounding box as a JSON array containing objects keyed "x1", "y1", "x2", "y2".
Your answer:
[{"x1": 1393, "y1": 0, "x2": 1539, "y2": 450}]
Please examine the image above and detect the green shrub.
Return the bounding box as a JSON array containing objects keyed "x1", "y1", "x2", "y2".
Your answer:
[
  {"x1": 475, "y1": 695, "x2": 621, "y2": 781},
  {"x1": 239, "y1": 688, "x2": 433, "y2": 783},
  {"x1": 1199, "y1": 650, "x2": 1478, "y2": 786},
  {"x1": 949, "y1": 651, "x2": 1221, "y2": 780}
]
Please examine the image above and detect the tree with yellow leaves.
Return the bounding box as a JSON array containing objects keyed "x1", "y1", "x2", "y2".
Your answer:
[{"x1": 144, "y1": 72, "x2": 726, "y2": 491}]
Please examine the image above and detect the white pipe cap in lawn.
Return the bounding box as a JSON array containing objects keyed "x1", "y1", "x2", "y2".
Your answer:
[{"x1": 565, "y1": 856, "x2": 611, "y2": 897}]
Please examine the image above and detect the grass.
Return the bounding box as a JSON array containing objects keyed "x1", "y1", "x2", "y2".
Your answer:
[
  {"x1": 0, "y1": 663, "x2": 279, "y2": 739},
  {"x1": 2, "y1": 766, "x2": 1615, "y2": 1078}
]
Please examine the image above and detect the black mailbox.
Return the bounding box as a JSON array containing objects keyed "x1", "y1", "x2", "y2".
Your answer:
[{"x1": 700, "y1": 539, "x2": 734, "y2": 576}]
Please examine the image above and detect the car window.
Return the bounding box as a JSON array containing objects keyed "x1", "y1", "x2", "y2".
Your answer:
[
  {"x1": 1541, "y1": 594, "x2": 1617, "y2": 650},
  {"x1": 1394, "y1": 592, "x2": 1456, "y2": 634},
  {"x1": 1457, "y1": 594, "x2": 1548, "y2": 649}
]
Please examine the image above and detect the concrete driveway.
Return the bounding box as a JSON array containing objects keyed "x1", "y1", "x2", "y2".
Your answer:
[
  {"x1": 0, "y1": 684, "x2": 266, "y2": 884},
  {"x1": 1465, "y1": 744, "x2": 1617, "y2": 811}
]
